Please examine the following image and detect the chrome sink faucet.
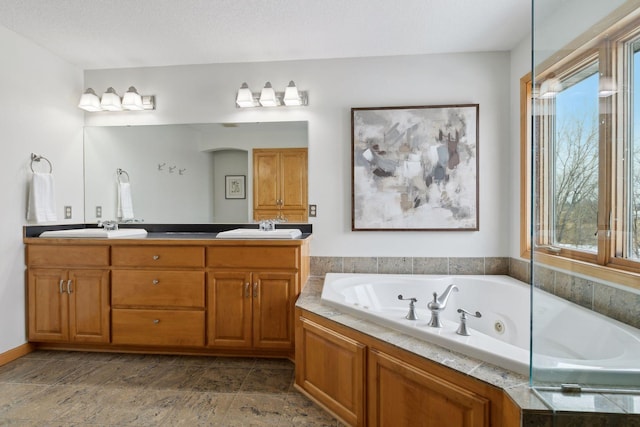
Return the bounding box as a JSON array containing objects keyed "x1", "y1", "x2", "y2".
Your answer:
[
  {"x1": 98, "y1": 220, "x2": 118, "y2": 231},
  {"x1": 427, "y1": 284, "x2": 459, "y2": 328}
]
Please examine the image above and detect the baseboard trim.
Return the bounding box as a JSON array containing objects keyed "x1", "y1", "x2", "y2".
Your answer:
[{"x1": 0, "y1": 343, "x2": 35, "y2": 367}]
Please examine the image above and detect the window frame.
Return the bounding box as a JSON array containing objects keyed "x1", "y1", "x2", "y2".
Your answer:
[{"x1": 521, "y1": 12, "x2": 640, "y2": 290}]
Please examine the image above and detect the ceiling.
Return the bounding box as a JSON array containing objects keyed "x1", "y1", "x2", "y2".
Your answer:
[{"x1": 0, "y1": 0, "x2": 531, "y2": 70}]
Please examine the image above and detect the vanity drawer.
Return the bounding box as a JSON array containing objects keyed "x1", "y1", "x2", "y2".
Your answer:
[
  {"x1": 112, "y1": 246, "x2": 204, "y2": 268},
  {"x1": 112, "y1": 309, "x2": 205, "y2": 347},
  {"x1": 112, "y1": 270, "x2": 205, "y2": 308},
  {"x1": 207, "y1": 246, "x2": 299, "y2": 269},
  {"x1": 27, "y1": 245, "x2": 110, "y2": 267}
]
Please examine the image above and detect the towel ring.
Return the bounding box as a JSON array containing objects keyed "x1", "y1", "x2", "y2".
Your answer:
[
  {"x1": 117, "y1": 168, "x2": 130, "y2": 183},
  {"x1": 30, "y1": 153, "x2": 53, "y2": 173}
]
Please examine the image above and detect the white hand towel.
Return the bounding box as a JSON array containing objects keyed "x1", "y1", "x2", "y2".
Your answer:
[
  {"x1": 27, "y1": 172, "x2": 57, "y2": 223},
  {"x1": 117, "y1": 181, "x2": 135, "y2": 220}
]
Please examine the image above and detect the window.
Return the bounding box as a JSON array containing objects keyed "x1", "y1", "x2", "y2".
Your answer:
[{"x1": 522, "y1": 16, "x2": 640, "y2": 288}]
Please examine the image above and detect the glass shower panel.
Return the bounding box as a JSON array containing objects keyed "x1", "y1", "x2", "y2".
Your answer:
[{"x1": 532, "y1": 0, "x2": 640, "y2": 391}]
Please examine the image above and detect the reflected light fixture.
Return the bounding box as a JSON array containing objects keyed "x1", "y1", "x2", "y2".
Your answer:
[
  {"x1": 599, "y1": 76, "x2": 617, "y2": 97},
  {"x1": 538, "y1": 76, "x2": 563, "y2": 99},
  {"x1": 235, "y1": 81, "x2": 308, "y2": 108},
  {"x1": 78, "y1": 86, "x2": 155, "y2": 112},
  {"x1": 100, "y1": 87, "x2": 123, "y2": 111},
  {"x1": 78, "y1": 88, "x2": 102, "y2": 112}
]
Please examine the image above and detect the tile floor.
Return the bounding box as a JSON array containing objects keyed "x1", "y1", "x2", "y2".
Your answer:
[{"x1": 0, "y1": 350, "x2": 341, "y2": 426}]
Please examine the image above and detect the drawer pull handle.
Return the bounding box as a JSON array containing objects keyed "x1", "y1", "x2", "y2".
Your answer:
[
  {"x1": 152, "y1": 255, "x2": 160, "y2": 260},
  {"x1": 244, "y1": 283, "x2": 250, "y2": 298},
  {"x1": 253, "y1": 282, "x2": 258, "y2": 298},
  {"x1": 66, "y1": 280, "x2": 73, "y2": 294},
  {"x1": 152, "y1": 279, "x2": 159, "y2": 285},
  {"x1": 59, "y1": 280, "x2": 65, "y2": 294},
  {"x1": 153, "y1": 319, "x2": 160, "y2": 324}
]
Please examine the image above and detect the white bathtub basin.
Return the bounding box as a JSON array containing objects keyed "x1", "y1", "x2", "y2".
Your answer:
[
  {"x1": 39, "y1": 228, "x2": 148, "y2": 238},
  {"x1": 321, "y1": 273, "x2": 640, "y2": 385},
  {"x1": 216, "y1": 228, "x2": 302, "y2": 239}
]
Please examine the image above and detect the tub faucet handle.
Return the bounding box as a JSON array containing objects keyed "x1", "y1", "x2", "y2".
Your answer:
[
  {"x1": 398, "y1": 295, "x2": 419, "y2": 321},
  {"x1": 456, "y1": 308, "x2": 482, "y2": 336}
]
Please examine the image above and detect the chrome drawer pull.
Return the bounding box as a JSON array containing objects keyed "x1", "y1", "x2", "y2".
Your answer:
[
  {"x1": 153, "y1": 319, "x2": 160, "y2": 324},
  {"x1": 152, "y1": 255, "x2": 160, "y2": 260},
  {"x1": 59, "y1": 280, "x2": 65, "y2": 294},
  {"x1": 244, "y1": 283, "x2": 250, "y2": 298},
  {"x1": 152, "y1": 279, "x2": 159, "y2": 285},
  {"x1": 253, "y1": 282, "x2": 258, "y2": 298},
  {"x1": 66, "y1": 280, "x2": 73, "y2": 294}
]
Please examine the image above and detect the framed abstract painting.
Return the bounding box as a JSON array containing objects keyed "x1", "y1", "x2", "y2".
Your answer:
[{"x1": 351, "y1": 104, "x2": 479, "y2": 231}]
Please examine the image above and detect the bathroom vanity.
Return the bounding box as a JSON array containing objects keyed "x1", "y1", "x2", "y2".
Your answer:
[{"x1": 24, "y1": 225, "x2": 311, "y2": 358}]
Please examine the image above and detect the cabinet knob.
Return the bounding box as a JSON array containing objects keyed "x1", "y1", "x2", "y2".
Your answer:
[
  {"x1": 152, "y1": 279, "x2": 159, "y2": 285},
  {"x1": 66, "y1": 279, "x2": 73, "y2": 294},
  {"x1": 244, "y1": 283, "x2": 250, "y2": 298},
  {"x1": 253, "y1": 282, "x2": 259, "y2": 298},
  {"x1": 59, "y1": 279, "x2": 65, "y2": 294},
  {"x1": 153, "y1": 319, "x2": 160, "y2": 324},
  {"x1": 152, "y1": 255, "x2": 160, "y2": 260}
]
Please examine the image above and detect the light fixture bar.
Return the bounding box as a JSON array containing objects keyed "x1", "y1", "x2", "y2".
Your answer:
[
  {"x1": 78, "y1": 86, "x2": 155, "y2": 112},
  {"x1": 236, "y1": 81, "x2": 308, "y2": 108}
]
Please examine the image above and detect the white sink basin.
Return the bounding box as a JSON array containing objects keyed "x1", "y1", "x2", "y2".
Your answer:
[
  {"x1": 216, "y1": 228, "x2": 302, "y2": 239},
  {"x1": 39, "y1": 228, "x2": 148, "y2": 239}
]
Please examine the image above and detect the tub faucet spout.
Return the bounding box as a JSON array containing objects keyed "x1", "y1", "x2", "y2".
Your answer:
[{"x1": 427, "y1": 284, "x2": 459, "y2": 328}]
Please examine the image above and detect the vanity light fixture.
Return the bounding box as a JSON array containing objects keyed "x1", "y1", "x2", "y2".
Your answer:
[
  {"x1": 78, "y1": 88, "x2": 102, "y2": 112},
  {"x1": 259, "y1": 82, "x2": 279, "y2": 107},
  {"x1": 598, "y1": 76, "x2": 617, "y2": 97},
  {"x1": 235, "y1": 81, "x2": 308, "y2": 108},
  {"x1": 78, "y1": 86, "x2": 155, "y2": 112},
  {"x1": 122, "y1": 86, "x2": 144, "y2": 110},
  {"x1": 100, "y1": 87, "x2": 123, "y2": 111}
]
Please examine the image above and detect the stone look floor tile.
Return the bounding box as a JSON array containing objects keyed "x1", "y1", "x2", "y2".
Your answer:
[{"x1": 0, "y1": 351, "x2": 338, "y2": 426}]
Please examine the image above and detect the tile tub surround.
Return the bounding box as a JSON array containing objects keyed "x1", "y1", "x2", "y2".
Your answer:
[
  {"x1": 297, "y1": 276, "x2": 640, "y2": 425},
  {"x1": 0, "y1": 351, "x2": 342, "y2": 426}
]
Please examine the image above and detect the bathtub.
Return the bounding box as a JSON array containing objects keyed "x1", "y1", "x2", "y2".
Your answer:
[{"x1": 320, "y1": 273, "x2": 640, "y2": 385}]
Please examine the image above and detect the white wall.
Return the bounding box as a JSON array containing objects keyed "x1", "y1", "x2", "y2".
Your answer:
[
  {"x1": 212, "y1": 150, "x2": 249, "y2": 222},
  {"x1": 0, "y1": 26, "x2": 84, "y2": 353},
  {"x1": 84, "y1": 52, "x2": 512, "y2": 256}
]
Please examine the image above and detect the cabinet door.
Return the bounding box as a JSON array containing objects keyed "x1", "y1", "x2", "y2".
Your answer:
[
  {"x1": 68, "y1": 269, "x2": 110, "y2": 343},
  {"x1": 252, "y1": 272, "x2": 296, "y2": 349},
  {"x1": 207, "y1": 271, "x2": 252, "y2": 347},
  {"x1": 27, "y1": 269, "x2": 69, "y2": 342},
  {"x1": 296, "y1": 317, "x2": 366, "y2": 426},
  {"x1": 280, "y1": 148, "x2": 308, "y2": 212},
  {"x1": 368, "y1": 349, "x2": 490, "y2": 427},
  {"x1": 253, "y1": 150, "x2": 280, "y2": 210}
]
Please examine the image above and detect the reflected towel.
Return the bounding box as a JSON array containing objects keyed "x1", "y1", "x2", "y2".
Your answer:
[
  {"x1": 117, "y1": 182, "x2": 134, "y2": 220},
  {"x1": 27, "y1": 172, "x2": 57, "y2": 223}
]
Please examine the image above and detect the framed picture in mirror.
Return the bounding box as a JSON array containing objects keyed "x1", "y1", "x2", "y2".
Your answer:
[{"x1": 225, "y1": 175, "x2": 246, "y2": 199}]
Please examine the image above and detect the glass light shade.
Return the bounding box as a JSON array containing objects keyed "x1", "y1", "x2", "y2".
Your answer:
[
  {"x1": 78, "y1": 88, "x2": 102, "y2": 111},
  {"x1": 599, "y1": 76, "x2": 617, "y2": 97},
  {"x1": 259, "y1": 82, "x2": 279, "y2": 107},
  {"x1": 283, "y1": 81, "x2": 302, "y2": 106},
  {"x1": 100, "y1": 87, "x2": 122, "y2": 111},
  {"x1": 236, "y1": 83, "x2": 256, "y2": 107},
  {"x1": 122, "y1": 86, "x2": 144, "y2": 110}
]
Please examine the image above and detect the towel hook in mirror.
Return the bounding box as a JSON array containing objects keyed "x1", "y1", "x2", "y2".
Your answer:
[{"x1": 30, "y1": 153, "x2": 53, "y2": 173}]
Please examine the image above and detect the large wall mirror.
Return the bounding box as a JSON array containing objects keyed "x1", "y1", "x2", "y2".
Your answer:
[{"x1": 84, "y1": 121, "x2": 308, "y2": 224}]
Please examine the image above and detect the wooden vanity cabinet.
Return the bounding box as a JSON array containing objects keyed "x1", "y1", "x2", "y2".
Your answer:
[
  {"x1": 207, "y1": 245, "x2": 302, "y2": 352},
  {"x1": 26, "y1": 245, "x2": 110, "y2": 343},
  {"x1": 111, "y1": 246, "x2": 206, "y2": 347},
  {"x1": 253, "y1": 148, "x2": 308, "y2": 222}
]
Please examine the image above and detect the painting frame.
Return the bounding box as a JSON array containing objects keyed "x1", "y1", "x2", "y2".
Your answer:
[
  {"x1": 351, "y1": 104, "x2": 479, "y2": 231},
  {"x1": 225, "y1": 175, "x2": 246, "y2": 199}
]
